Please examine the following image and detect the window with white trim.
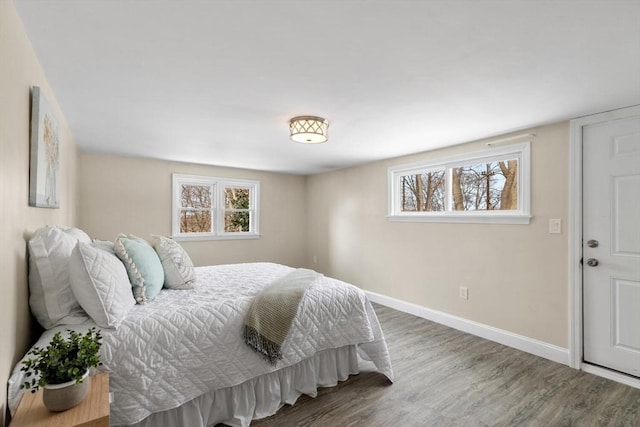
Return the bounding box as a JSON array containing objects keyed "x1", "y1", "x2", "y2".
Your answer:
[
  {"x1": 172, "y1": 174, "x2": 260, "y2": 240},
  {"x1": 388, "y1": 142, "x2": 531, "y2": 224}
]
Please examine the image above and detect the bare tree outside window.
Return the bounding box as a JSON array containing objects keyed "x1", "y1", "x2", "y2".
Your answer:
[
  {"x1": 498, "y1": 160, "x2": 518, "y2": 210},
  {"x1": 389, "y1": 143, "x2": 529, "y2": 224},
  {"x1": 173, "y1": 175, "x2": 260, "y2": 239},
  {"x1": 399, "y1": 160, "x2": 517, "y2": 213},
  {"x1": 180, "y1": 184, "x2": 213, "y2": 232},
  {"x1": 400, "y1": 170, "x2": 445, "y2": 212},
  {"x1": 451, "y1": 159, "x2": 518, "y2": 211}
]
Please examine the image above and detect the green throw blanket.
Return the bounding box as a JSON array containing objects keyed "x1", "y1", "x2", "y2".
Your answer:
[{"x1": 243, "y1": 268, "x2": 322, "y2": 365}]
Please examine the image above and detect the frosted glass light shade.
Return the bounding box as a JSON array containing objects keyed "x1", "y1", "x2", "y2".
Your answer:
[{"x1": 289, "y1": 116, "x2": 329, "y2": 144}]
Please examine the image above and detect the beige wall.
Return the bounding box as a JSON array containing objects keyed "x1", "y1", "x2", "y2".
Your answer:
[
  {"x1": 0, "y1": 2, "x2": 79, "y2": 424},
  {"x1": 78, "y1": 153, "x2": 307, "y2": 268},
  {"x1": 306, "y1": 122, "x2": 569, "y2": 348}
]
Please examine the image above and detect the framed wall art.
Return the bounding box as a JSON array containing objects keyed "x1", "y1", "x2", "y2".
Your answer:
[{"x1": 29, "y1": 86, "x2": 60, "y2": 208}]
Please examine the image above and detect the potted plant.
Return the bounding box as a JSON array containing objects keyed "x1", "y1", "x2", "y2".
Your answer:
[{"x1": 20, "y1": 327, "x2": 103, "y2": 411}]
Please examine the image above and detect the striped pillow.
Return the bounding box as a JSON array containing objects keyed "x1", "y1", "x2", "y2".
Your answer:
[{"x1": 151, "y1": 235, "x2": 196, "y2": 290}]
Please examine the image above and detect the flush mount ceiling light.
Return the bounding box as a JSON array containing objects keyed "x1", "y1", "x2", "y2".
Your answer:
[{"x1": 289, "y1": 116, "x2": 329, "y2": 144}]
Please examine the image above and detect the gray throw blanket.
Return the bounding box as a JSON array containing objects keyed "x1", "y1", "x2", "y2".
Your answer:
[{"x1": 243, "y1": 268, "x2": 322, "y2": 365}]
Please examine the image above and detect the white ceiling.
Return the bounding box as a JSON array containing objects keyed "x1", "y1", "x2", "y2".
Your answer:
[{"x1": 14, "y1": 0, "x2": 640, "y2": 174}]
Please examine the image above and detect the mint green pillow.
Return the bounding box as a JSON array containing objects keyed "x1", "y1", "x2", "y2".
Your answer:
[{"x1": 114, "y1": 234, "x2": 164, "y2": 304}]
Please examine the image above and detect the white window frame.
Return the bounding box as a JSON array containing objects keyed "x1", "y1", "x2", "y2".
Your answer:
[
  {"x1": 387, "y1": 142, "x2": 531, "y2": 224},
  {"x1": 172, "y1": 174, "x2": 260, "y2": 241}
]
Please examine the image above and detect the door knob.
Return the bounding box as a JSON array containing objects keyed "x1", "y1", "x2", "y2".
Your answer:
[
  {"x1": 587, "y1": 239, "x2": 599, "y2": 248},
  {"x1": 586, "y1": 258, "x2": 599, "y2": 267}
]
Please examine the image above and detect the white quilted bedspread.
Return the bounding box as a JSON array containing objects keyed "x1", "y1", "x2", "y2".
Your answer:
[{"x1": 9, "y1": 263, "x2": 393, "y2": 425}]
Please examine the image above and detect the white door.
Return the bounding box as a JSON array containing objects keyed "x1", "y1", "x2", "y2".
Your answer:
[{"x1": 583, "y1": 110, "x2": 640, "y2": 377}]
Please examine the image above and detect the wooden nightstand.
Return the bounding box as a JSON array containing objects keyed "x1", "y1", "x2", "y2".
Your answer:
[{"x1": 10, "y1": 373, "x2": 109, "y2": 427}]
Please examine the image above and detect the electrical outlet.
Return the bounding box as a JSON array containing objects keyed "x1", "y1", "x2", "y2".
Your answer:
[
  {"x1": 459, "y1": 286, "x2": 469, "y2": 300},
  {"x1": 313, "y1": 255, "x2": 318, "y2": 264}
]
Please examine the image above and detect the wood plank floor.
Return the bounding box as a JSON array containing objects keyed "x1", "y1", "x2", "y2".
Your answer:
[{"x1": 250, "y1": 303, "x2": 640, "y2": 427}]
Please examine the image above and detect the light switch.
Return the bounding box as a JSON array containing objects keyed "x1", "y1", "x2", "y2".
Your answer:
[{"x1": 549, "y1": 218, "x2": 562, "y2": 234}]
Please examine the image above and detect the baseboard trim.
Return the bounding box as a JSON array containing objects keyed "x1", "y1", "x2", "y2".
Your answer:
[
  {"x1": 366, "y1": 291, "x2": 570, "y2": 366},
  {"x1": 581, "y1": 364, "x2": 640, "y2": 389}
]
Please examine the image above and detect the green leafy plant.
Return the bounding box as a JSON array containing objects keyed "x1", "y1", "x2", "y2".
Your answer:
[{"x1": 20, "y1": 328, "x2": 103, "y2": 393}]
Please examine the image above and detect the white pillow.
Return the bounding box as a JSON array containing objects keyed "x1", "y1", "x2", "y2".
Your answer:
[
  {"x1": 28, "y1": 226, "x2": 91, "y2": 329},
  {"x1": 69, "y1": 241, "x2": 136, "y2": 328},
  {"x1": 151, "y1": 235, "x2": 196, "y2": 290}
]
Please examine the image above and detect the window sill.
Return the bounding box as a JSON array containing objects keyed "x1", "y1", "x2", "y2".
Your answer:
[
  {"x1": 387, "y1": 214, "x2": 531, "y2": 224},
  {"x1": 172, "y1": 233, "x2": 261, "y2": 242}
]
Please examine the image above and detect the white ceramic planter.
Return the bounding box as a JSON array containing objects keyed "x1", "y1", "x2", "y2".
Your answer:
[{"x1": 42, "y1": 370, "x2": 90, "y2": 412}]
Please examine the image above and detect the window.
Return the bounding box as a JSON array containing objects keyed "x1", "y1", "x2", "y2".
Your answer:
[
  {"x1": 388, "y1": 142, "x2": 531, "y2": 224},
  {"x1": 172, "y1": 174, "x2": 260, "y2": 240}
]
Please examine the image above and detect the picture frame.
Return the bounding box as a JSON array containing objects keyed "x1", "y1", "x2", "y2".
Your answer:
[{"x1": 29, "y1": 86, "x2": 60, "y2": 208}]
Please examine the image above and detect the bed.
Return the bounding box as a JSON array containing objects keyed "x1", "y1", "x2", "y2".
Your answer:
[{"x1": 8, "y1": 261, "x2": 393, "y2": 426}]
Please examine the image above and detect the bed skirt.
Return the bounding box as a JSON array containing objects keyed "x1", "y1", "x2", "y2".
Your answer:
[{"x1": 115, "y1": 345, "x2": 360, "y2": 427}]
